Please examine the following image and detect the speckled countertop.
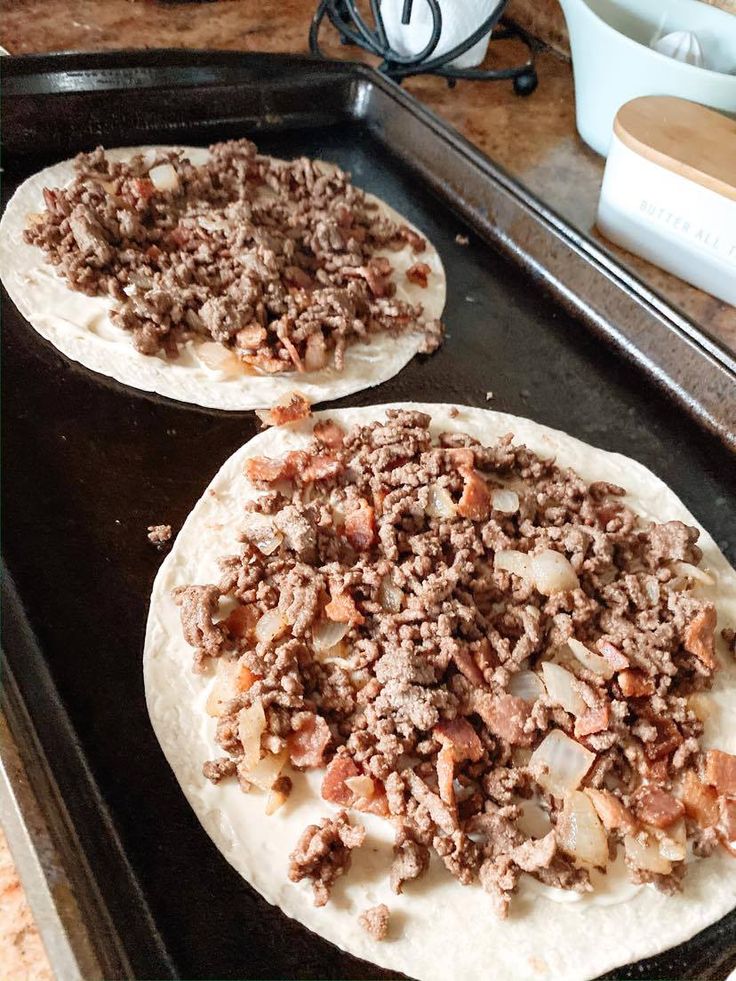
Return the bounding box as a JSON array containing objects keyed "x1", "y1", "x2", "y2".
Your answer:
[{"x1": 1, "y1": 1, "x2": 734, "y2": 975}]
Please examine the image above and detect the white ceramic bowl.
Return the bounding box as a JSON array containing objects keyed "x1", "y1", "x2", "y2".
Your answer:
[{"x1": 559, "y1": 0, "x2": 736, "y2": 156}]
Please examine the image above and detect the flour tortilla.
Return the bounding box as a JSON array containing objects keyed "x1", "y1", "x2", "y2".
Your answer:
[
  {"x1": 144, "y1": 403, "x2": 736, "y2": 980},
  {"x1": 0, "y1": 149, "x2": 446, "y2": 410}
]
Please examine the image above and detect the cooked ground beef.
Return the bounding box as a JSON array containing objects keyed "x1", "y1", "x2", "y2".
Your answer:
[
  {"x1": 26, "y1": 142, "x2": 443, "y2": 370},
  {"x1": 359, "y1": 903, "x2": 390, "y2": 940},
  {"x1": 288, "y1": 810, "x2": 365, "y2": 906},
  {"x1": 147, "y1": 523, "x2": 172, "y2": 544},
  {"x1": 178, "y1": 409, "x2": 734, "y2": 914}
]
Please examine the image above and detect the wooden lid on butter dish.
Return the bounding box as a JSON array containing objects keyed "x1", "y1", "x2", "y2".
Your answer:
[{"x1": 614, "y1": 96, "x2": 736, "y2": 202}]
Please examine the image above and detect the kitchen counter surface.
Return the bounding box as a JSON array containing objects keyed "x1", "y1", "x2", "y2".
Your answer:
[{"x1": 0, "y1": 1, "x2": 734, "y2": 975}]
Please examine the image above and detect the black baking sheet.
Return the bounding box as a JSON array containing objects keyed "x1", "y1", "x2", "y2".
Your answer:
[{"x1": 2, "y1": 51, "x2": 735, "y2": 981}]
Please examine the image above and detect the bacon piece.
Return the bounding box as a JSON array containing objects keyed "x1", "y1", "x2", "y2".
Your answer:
[
  {"x1": 398, "y1": 224, "x2": 426, "y2": 252},
  {"x1": 586, "y1": 788, "x2": 637, "y2": 833},
  {"x1": 343, "y1": 256, "x2": 394, "y2": 298},
  {"x1": 224, "y1": 604, "x2": 260, "y2": 642},
  {"x1": 236, "y1": 324, "x2": 267, "y2": 350},
  {"x1": 345, "y1": 500, "x2": 377, "y2": 551},
  {"x1": 436, "y1": 745, "x2": 456, "y2": 806},
  {"x1": 451, "y1": 645, "x2": 485, "y2": 688},
  {"x1": 42, "y1": 187, "x2": 60, "y2": 214},
  {"x1": 129, "y1": 177, "x2": 155, "y2": 201},
  {"x1": 444, "y1": 448, "x2": 475, "y2": 469},
  {"x1": 597, "y1": 502, "x2": 623, "y2": 527},
  {"x1": 244, "y1": 451, "x2": 306, "y2": 484},
  {"x1": 313, "y1": 419, "x2": 345, "y2": 450},
  {"x1": 325, "y1": 591, "x2": 364, "y2": 626},
  {"x1": 302, "y1": 453, "x2": 343, "y2": 483},
  {"x1": 704, "y1": 749, "x2": 736, "y2": 796},
  {"x1": 644, "y1": 718, "x2": 683, "y2": 761},
  {"x1": 618, "y1": 669, "x2": 654, "y2": 698},
  {"x1": 280, "y1": 334, "x2": 304, "y2": 372},
  {"x1": 633, "y1": 787, "x2": 685, "y2": 829},
  {"x1": 406, "y1": 262, "x2": 431, "y2": 288},
  {"x1": 574, "y1": 701, "x2": 610, "y2": 738},
  {"x1": 287, "y1": 714, "x2": 331, "y2": 768},
  {"x1": 457, "y1": 467, "x2": 491, "y2": 522},
  {"x1": 472, "y1": 692, "x2": 533, "y2": 746},
  {"x1": 597, "y1": 640, "x2": 629, "y2": 671},
  {"x1": 255, "y1": 392, "x2": 312, "y2": 428},
  {"x1": 355, "y1": 789, "x2": 390, "y2": 817},
  {"x1": 322, "y1": 757, "x2": 359, "y2": 805},
  {"x1": 321, "y1": 757, "x2": 388, "y2": 815},
  {"x1": 435, "y1": 718, "x2": 483, "y2": 763},
  {"x1": 684, "y1": 605, "x2": 718, "y2": 670},
  {"x1": 678, "y1": 770, "x2": 719, "y2": 828}
]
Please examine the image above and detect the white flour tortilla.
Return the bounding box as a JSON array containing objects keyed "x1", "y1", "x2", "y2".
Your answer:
[
  {"x1": 144, "y1": 403, "x2": 736, "y2": 980},
  {"x1": 0, "y1": 149, "x2": 446, "y2": 410}
]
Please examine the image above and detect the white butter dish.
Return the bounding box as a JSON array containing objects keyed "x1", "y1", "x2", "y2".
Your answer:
[{"x1": 597, "y1": 96, "x2": 736, "y2": 305}]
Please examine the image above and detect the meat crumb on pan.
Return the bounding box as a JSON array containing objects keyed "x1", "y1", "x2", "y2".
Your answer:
[
  {"x1": 288, "y1": 811, "x2": 365, "y2": 906},
  {"x1": 255, "y1": 392, "x2": 311, "y2": 429},
  {"x1": 455, "y1": 233, "x2": 469, "y2": 246},
  {"x1": 175, "y1": 409, "x2": 734, "y2": 914},
  {"x1": 147, "y1": 524, "x2": 172, "y2": 545},
  {"x1": 359, "y1": 903, "x2": 390, "y2": 940},
  {"x1": 26, "y1": 141, "x2": 444, "y2": 372}
]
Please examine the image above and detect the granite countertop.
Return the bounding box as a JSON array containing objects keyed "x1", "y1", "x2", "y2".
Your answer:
[{"x1": 0, "y1": 1, "x2": 734, "y2": 975}]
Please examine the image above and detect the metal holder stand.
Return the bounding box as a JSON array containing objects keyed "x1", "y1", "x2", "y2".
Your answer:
[{"x1": 309, "y1": 0, "x2": 538, "y2": 94}]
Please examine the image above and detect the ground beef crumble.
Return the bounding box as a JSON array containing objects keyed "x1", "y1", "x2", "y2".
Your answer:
[
  {"x1": 359, "y1": 903, "x2": 390, "y2": 940},
  {"x1": 26, "y1": 141, "x2": 443, "y2": 371},
  {"x1": 288, "y1": 810, "x2": 366, "y2": 906},
  {"x1": 177, "y1": 409, "x2": 734, "y2": 915}
]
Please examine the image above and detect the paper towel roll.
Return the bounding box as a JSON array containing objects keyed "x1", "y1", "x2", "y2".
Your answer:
[{"x1": 380, "y1": 0, "x2": 499, "y2": 68}]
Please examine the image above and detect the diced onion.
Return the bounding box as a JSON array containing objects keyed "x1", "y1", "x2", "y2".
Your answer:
[
  {"x1": 529, "y1": 729, "x2": 595, "y2": 798},
  {"x1": 248, "y1": 749, "x2": 288, "y2": 791},
  {"x1": 624, "y1": 833, "x2": 672, "y2": 874},
  {"x1": 687, "y1": 692, "x2": 713, "y2": 721},
  {"x1": 265, "y1": 785, "x2": 289, "y2": 815},
  {"x1": 531, "y1": 550, "x2": 579, "y2": 595},
  {"x1": 197, "y1": 341, "x2": 243, "y2": 376},
  {"x1": 672, "y1": 562, "x2": 715, "y2": 586},
  {"x1": 541, "y1": 662, "x2": 587, "y2": 716},
  {"x1": 568, "y1": 638, "x2": 614, "y2": 680},
  {"x1": 508, "y1": 670, "x2": 545, "y2": 703},
  {"x1": 149, "y1": 162, "x2": 179, "y2": 191},
  {"x1": 312, "y1": 619, "x2": 349, "y2": 653},
  {"x1": 644, "y1": 579, "x2": 660, "y2": 604},
  {"x1": 426, "y1": 483, "x2": 457, "y2": 519},
  {"x1": 205, "y1": 662, "x2": 237, "y2": 718},
  {"x1": 491, "y1": 489, "x2": 520, "y2": 514},
  {"x1": 255, "y1": 608, "x2": 288, "y2": 646},
  {"x1": 238, "y1": 700, "x2": 266, "y2": 771},
  {"x1": 658, "y1": 820, "x2": 687, "y2": 862},
  {"x1": 557, "y1": 791, "x2": 609, "y2": 868},
  {"x1": 242, "y1": 513, "x2": 282, "y2": 555},
  {"x1": 345, "y1": 775, "x2": 375, "y2": 798},
  {"x1": 494, "y1": 549, "x2": 531, "y2": 579},
  {"x1": 378, "y1": 575, "x2": 403, "y2": 613}
]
